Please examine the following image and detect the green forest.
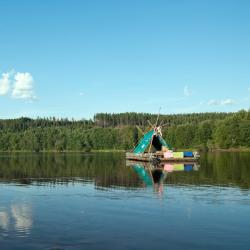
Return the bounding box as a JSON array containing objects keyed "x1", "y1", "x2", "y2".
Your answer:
[{"x1": 0, "y1": 110, "x2": 250, "y2": 152}]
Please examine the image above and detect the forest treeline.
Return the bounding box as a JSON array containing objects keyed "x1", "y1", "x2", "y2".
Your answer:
[{"x1": 0, "y1": 110, "x2": 250, "y2": 151}]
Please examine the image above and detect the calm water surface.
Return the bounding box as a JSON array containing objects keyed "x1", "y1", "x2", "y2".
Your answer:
[{"x1": 0, "y1": 152, "x2": 250, "y2": 250}]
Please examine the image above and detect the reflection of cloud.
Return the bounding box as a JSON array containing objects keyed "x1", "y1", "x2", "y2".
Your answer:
[
  {"x1": 11, "y1": 204, "x2": 32, "y2": 233},
  {"x1": 0, "y1": 211, "x2": 9, "y2": 230}
]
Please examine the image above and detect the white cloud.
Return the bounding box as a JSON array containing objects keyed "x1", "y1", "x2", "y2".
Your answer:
[
  {"x1": 184, "y1": 86, "x2": 191, "y2": 97},
  {"x1": 0, "y1": 73, "x2": 10, "y2": 95},
  {"x1": 207, "y1": 99, "x2": 236, "y2": 106},
  {"x1": 207, "y1": 99, "x2": 220, "y2": 105},
  {"x1": 12, "y1": 72, "x2": 36, "y2": 100},
  {"x1": 221, "y1": 99, "x2": 235, "y2": 105}
]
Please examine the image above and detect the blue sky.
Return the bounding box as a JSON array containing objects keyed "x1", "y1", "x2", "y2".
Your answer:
[{"x1": 0, "y1": 0, "x2": 250, "y2": 119}]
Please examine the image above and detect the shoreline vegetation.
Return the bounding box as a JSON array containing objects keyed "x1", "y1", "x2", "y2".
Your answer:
[
  {"x1": 0, "y1": 110, "x2": 250, "y2": 152},
  {"x1": 1, "y1": 148, "x2": 250, "y2": 153}
]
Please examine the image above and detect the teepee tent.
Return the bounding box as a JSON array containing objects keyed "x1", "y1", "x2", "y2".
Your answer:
[{"x1": 133, "y1": 127, "x2": 172, "y2": 154}]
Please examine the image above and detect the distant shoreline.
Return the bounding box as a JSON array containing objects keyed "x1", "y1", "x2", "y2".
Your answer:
[
  {"x1": 0, "y1": 148, "x2": 250, "y2": 153},
  {"x1": 209, "y1": 148, "x2": 250, "y2": 152},
  {"x1": 169, "y1": 148, "x2": 250, "y2": 153},
  {"x1": 0, "y1": 149, "x2": 126, "y2": 153},
  {"x1": 1, "y1": 111, "x2": 250, "y2": 153}
]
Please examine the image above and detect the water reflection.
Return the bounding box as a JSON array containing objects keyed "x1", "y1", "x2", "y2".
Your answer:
[
  {"x1": 11, "y1": 204, "x2": 32, "y2": 234},
  {"x1": 129, "y1": 162, "x2": 200, "y2": 196},
  {"x1": 0, "y1": 204, "x2": 32, "y2": 236},
  {"x1": 0, "y1": 152, "x2": 250, "y2": 189},
  {"x1": 0, "y1": 211, "x2": 9, "y2": 231},
  {"x1": 0, "y1": 153, "x2": 250, "y2": 249}
]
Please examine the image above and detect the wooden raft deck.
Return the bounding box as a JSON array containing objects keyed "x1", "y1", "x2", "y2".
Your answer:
[{"x1": 125, "y1": 152, "x2": 199, "y2": 163}]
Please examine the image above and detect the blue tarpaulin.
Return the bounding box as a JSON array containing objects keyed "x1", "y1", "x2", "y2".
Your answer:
[
  {"x1": 133, "y1": 130, "x2": 154, "y2": 154},
  {"x1": 133, "y1": 129, "x2": 173, "y2": 154}
]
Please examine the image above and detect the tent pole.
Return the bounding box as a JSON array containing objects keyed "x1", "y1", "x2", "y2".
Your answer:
[
  {"x1": 147, "y1": 120, "x2": 154, "y2": 128},
  {"x1": 136, "y1": 125, "x2": 145, "y2": 136},
  {"x1": 148, "y1": 133, "x2": 154, "y2": 156},
  {"x1": 154, "y1": 107, "x2": 161, "y2": 128}
]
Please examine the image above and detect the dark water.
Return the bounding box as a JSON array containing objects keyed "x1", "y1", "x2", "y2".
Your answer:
[{"x1": 0, "y1": 152, "x2": 250, "y2": 250}]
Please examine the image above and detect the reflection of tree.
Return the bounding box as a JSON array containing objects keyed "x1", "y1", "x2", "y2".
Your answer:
[
  {"x1": 167, "y1": 152, "x2": 250, "y2": 189},
  {"x1": 0, "y1": 152, "x2": 250, "y2": 189},
  {"x1": 0, "y1": 153, "x2": 141, "y2": 188}
]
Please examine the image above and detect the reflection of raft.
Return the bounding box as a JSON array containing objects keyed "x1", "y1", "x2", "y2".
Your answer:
[
  {"x1": 126, "y1": 160, "x2": 200, "y2": 172},
  {"x1": 128, "y1": 161, "x2": 200, "y2": 188}
]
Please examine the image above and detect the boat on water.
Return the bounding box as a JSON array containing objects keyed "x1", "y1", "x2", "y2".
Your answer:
[{"x1": 126, "y1": 125, "x2": 200, "y2": 163}]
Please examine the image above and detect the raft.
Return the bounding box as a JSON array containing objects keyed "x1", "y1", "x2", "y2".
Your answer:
[
  {"x1": 125, "y1": 125, "x2": 200, "y2": 163},
  {"x1": 125, "y1": 151, "x2": 200, "y2": 163}
]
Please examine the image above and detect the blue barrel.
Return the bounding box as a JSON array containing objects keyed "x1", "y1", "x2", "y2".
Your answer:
[{"x1": 184, "y1": 151, "x2": 194, "y2": 157}]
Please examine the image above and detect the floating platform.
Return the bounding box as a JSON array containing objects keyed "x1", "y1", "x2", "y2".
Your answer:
[
  {"x1": 125, "y1": 152, "x2": 200, "y2": 163},
  {"x1": 127, "y1": 125, "x2": 200, "y2": 164}
]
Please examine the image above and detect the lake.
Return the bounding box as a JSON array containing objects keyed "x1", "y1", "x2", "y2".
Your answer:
[{"x1": 0, "y1": 152, "x2": 250, "y2": 250}]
